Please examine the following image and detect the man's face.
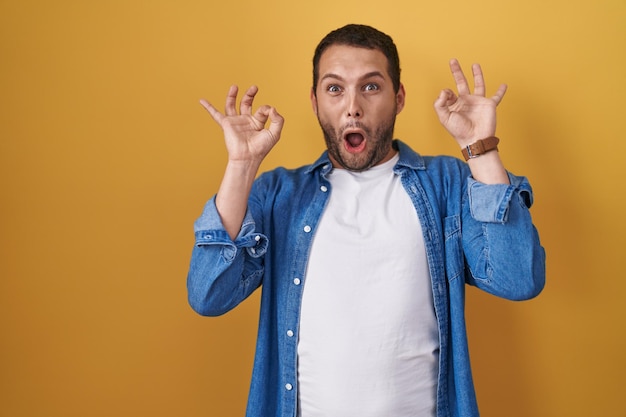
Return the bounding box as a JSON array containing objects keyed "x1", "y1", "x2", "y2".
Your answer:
[{"x1": 311, "y1": 44, "x2": 405, "y2": 171}]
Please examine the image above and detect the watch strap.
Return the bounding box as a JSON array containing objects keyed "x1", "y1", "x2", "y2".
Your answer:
[{"x1": 461, "y1": 136, "x2": 500, "y2": 161}]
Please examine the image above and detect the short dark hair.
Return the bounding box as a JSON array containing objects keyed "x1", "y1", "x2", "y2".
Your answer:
[{"x1": 312, "y1": 24, "x2": 401, "y2": 94}]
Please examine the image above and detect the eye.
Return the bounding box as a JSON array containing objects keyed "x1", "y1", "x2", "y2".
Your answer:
[
  {"x1": 363, "y1": 83, "x2": 380, "y2": 92},
  {"x1": 327, "y1": 84, "x2": 342, "y2": 94}
]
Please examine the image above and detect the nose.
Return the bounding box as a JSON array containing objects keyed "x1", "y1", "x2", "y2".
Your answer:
[{"x1": 346, "y1": 92, "x2": 362, "y2": 118}]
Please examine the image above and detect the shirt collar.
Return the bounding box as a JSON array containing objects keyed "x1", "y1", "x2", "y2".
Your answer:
[{"x1": 394, "y1": 140, "x2": 425, "y2": 171}]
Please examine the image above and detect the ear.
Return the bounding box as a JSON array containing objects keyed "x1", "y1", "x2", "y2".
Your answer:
[
  {"x1": 395, "y1": 83, "x2": 406, "y2": 114},
  {"x1": 310, "y1": 88, "x2": 318, "y2": 115}
]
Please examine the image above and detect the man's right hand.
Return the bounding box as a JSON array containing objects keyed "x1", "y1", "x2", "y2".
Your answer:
[
  {"x1": 200, "y1": 85, "x2": 284, "y2": 240},
  {"x1": 200, "y1": 85, "x2": 284, "y2": 164}
]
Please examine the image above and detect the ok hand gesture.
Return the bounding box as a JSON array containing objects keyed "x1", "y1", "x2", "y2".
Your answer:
[
  {"x1": 434, "y1": 59, "x2": 507, "y2": 148},
  {"x1": 200, "y1": 85, "x2": 284, "y2": 164}
]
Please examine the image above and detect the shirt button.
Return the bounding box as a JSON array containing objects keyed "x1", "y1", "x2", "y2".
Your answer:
[
  {"x1": 303, "y1": 225, "x2": 311, "y2": 233},
  {"x1": 320, "y1": 185, "x2": 328, "y2": 192},
  {"x1": 293, "y1": 278, "x2": 301, "y2": 285},
  {"x1": 285, "y1": 383, "x2": 293, "y2": 391},
  {"x1": 287, "y1": 330, "x2": 294, "y2": 337}
]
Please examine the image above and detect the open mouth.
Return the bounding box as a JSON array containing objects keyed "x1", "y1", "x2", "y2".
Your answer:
[{"x1": 344, "y1": 132, "x2": 366, "y2": 153}]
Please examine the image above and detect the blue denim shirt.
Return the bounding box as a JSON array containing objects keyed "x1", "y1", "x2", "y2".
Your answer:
[{"x1": 187, "y1": 140, "x2": 546, "y2": 417}]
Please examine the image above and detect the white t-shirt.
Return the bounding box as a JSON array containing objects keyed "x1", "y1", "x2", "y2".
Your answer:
[{"x1": 297, "y1": 155, "x2": 439, "y2": 417}]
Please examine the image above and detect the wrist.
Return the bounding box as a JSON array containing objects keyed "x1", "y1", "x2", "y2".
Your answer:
[
  {"x1": 226, "y1": 157, "x2": 263, "y2": 170},
  {"x1": 461, "y1": 136, "x2": 499, "y2": 161}
]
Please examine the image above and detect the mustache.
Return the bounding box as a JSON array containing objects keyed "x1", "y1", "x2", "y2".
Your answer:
[{"x1": 339, "y1": 121, "x2": 370, "y2": 136}]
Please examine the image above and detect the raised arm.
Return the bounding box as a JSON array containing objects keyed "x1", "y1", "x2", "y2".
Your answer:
[
  {"x1": 433, "y1": 59, "x2": 509, "y2": 185},
  {"x1": 200, "y1": 85, "x2": 284, "y2": 239}
]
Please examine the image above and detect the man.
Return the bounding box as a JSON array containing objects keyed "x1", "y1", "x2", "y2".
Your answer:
[{"x1": 187, "y1": 24, "x2": 545, "y2": 417}]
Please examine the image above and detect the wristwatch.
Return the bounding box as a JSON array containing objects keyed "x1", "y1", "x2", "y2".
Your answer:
[{"x1": 461, "y1": 136, "x2": 500, "y2": 161}]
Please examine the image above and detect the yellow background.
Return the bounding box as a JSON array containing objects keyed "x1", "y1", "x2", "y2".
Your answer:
[{"x1": 1, "y1": 0, "x2": 624, "y2": 416}]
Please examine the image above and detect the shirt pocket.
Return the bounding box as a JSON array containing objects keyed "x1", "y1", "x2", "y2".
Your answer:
[{"x1": 444, "y1": 214, "x2": 463, "y2": 281}]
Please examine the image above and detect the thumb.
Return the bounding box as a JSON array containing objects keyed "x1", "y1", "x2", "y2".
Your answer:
[{"x1": 433, "y1": 89, "x2": 454, "y2": 122}]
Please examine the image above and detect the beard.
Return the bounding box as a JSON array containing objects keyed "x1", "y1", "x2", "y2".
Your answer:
[{"x1": 318, "y1": 115, "x2": 397, "y2": 172}]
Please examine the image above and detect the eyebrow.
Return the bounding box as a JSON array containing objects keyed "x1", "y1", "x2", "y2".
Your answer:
[{"x1": 320, "y1": 71, "x2": 386, "y2": 83}]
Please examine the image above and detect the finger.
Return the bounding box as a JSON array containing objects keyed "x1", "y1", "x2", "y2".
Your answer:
[
  {"x1": 449, "y1": 59, "x2": 470, "y2": 96},
  {"x1": 434, "y1": 89, "x2": 457, "y2": 109},
  {"x1": 472, "y1": 63, "x2": 486, "y2": 96},
  {"x1": 251, "y1": 104, "x2": 272, "y2": 130},
  {"x1": 199, "y1": 99, "x2": 224, "y2": 124},
  {"x1": 433, "y1": 89, "x2": 454, "y2": 122},
  {"x1": 224, "y1": 85, "x2": 239, "y2": 116},
  {"x1": 267, "y1": 107, "x2": 285, "y2": 143},
  {"x1": 240, "y1": 85, "x2": 259, "y2": 115},
  {"x1": 491, "y1": 83, "x2": 508, "y2": 105}
]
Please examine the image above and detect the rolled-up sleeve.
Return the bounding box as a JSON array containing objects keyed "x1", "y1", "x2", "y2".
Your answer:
[
  {"x1": 187, "y1": 196, "x2": 267, "y2": 316},
  {"x1": 467, "y1": 173, "x2": 534, "y2": 223},
  {"x1": 194, "y1": 197, "x2": 268, "y2": 259},
  {"x1": 463, "y1": 173, "x2": 545, "y2": 300}
]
